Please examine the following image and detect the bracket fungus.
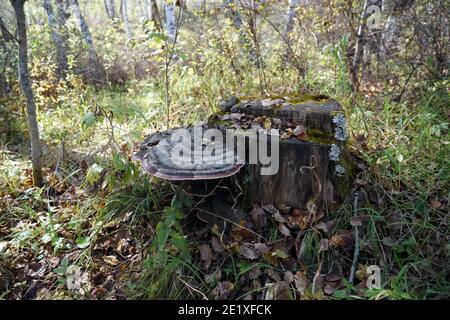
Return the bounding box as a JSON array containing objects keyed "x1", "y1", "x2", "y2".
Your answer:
[{"x1": 132, "y1": 127, "x2": 244, "y2": 181}]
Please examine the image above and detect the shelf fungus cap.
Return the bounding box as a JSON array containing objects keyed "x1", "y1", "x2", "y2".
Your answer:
[{"x1": 133, "y1": 128, "x2": 244, "y2": 181}]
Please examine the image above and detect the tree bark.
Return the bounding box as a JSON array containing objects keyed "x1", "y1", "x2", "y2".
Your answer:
[
  {"x1": 43, "y1": 0, "x2": 68, "y2": 80},
  {"x1": 69, "y1": 0, "x2": 103, "y2": 82},
  {"x1": 148, "y1": 0, "x2": 162, "y2": 31},
  {"x1": 143, "y1": 0, "x2": 150, "y2": 20},
  {"x1": 120, "y1": 0, "x2": 133, "y2": 41},
  {"x1": 165, "y1": 0, "x2": 176, "y2": 41},
  {"x1": 0, "y1": 16, "x2": 13, "y2": 95},
  {"x1": 350, "y1": 0, "x2": 370, "y2": 91},
  {"x1": 104, "y1": 0, "x2": 116, "y2": 19},
  {"x1": 10, "y1": 0, "x2": 44, "y2": 187},
  {"x1": 284, "y1": 0, "x2": 300, "y2": 39}
]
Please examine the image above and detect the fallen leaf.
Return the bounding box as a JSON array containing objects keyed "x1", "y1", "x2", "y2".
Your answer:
[
  {"x1": 350, "y1": 216, "x2": 363, "y2": 227},
  {"x1": 254, "y1": 242, "x2": 270, "y2": 254},
  {"x1": 272, "y1": 210, "x2": 286, "y2": 223},
  {"x1": 239, "y1": 244, "x2": 259, "y2": 260},
  {"x1": 329, "y1": 230, "x2": 354, "y2": 249},
  {"x1": 278, "y1": 224, "x2": 292, "y2": 237},
  {"x1": 230, "y1": 221, "x2": 259, "y2": 242},
  {"x1": 213, "y1": 281, "x2": 234, "y2": 300},
  {"x1": 102, "y1": 255, "x2": 119, "y2": 266},
  {"x1": 430, "y1": 200, "x2": 442, "y2": 209},
  {"x1": 199, "y1": 244, "x2": 213, "y2": 269},
  {"x1": 211, "y1": 236, "x2": 225, "y2": 253},
  {"x1": 272, "y1": 249, "x2": 289, "y2": 259},
  {"x1": 294, "y1": 272, "x2": 310, "y2": 296},
  {"x1": 265, "y1": 281, "x2": 290, "y2": 300},
  {"x1": 284, "y1": 271, "x2": 294, "y2": 283},
  {"x1": 323, "y1": 283, "x2": 336, "y2": 295}
]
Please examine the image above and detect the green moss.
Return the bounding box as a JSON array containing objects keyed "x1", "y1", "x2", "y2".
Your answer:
[{"x1": 305, "y1": 129, "x2": 336, "y2": 144}]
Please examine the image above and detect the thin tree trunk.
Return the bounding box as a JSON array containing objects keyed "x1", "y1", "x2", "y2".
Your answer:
[
  {"x1": 104, "y1": 0, "x2": 113, "y2": 18},
  {"x1": 43, "y1": 0, "x2": 68, "y2": 80},
  {"x1": 121, "y1": 0, "x2": 133, "y2": 41},
  {"x1": 149, "y1": 0, "x2": 162, "y2": 31},
  {"x1": 284, "y1": 0, "x2": 300, "y2": 39},
  {"x1": 283, "y1": 0, "x2": 301, "y2": 64},
  {"x1": 69, "y1": 0, "x2": 103, "y2": 82},
  {"x1": 10, "y1": 0, "x2": 43, "y2": 187},
  {"x1": 165, "y1": 1, "x2": 176, "y2": 41},
  {"x1": 351, "y1": 0, "x2": 370, "y2": 91},
  {"x1": 0, "y1": 16, "x2": 12, "y2": 95}
]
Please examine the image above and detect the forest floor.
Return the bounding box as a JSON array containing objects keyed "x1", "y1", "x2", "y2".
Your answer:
[
  {"x1": 0, "y1": 3, "x2": 449, "y2": 300},
  {"x1": 1, "y1": 74, "x2": 448, "y2": 300}
]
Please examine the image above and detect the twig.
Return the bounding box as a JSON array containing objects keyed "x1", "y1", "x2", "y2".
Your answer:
[
  {"x1": 176, "y1": 275, "x2": 209, "y2": 300},
  {"x1": 349, "y1": 192, "x2": 360, "y2": 284}
]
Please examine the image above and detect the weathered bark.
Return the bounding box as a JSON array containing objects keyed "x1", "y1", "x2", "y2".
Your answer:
[
  {"x1": 43, "y1": 0, "x2": 68, "y2": 80},
  {"x1": 231, "y1": 97, "x2": 353, "y2": 211},
  {"x1": 69, "y1": 0, "x2": 103, "y2": 82},
  {"x1": 149, "y1": 0, "x2": 162, "y2": 31},
  {"x1": 165, "y1": 0, "x2": 176, "y2": 41},
  {"x1": 10, "y1": 0, "x2": 43, "y2": 187},
  {"x1": 120, "y1": 0, "x2": 133, "y2": 41}
]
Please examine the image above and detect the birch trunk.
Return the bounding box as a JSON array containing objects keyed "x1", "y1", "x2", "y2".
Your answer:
[
  {"x1": 70, "y1": 0, "x2": 103, "y2": 82},
  {"x1": 165, "y1": 1, "x2": 176, "y2": 41},
  {"x1": 104, "y1": 0, "x2": 116, "y2": 19},
  {"x1": 121, "y1": 0, "x2": 133, "y2": 41},
  {"x1": 43, "y1": 0, "x2": 68, "y2": 80},
  {"x1": 284, "y1": 0, "x2": 300, "y2": 39},
  {"x1": 143, "y1": 0, "x2": 150, "y2": 20},
  {"x1": 10, "y1": 0, "x2": 43, "y2": 186}
]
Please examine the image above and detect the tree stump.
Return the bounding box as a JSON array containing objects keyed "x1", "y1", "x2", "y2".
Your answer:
[
  {"x1": 134, "y1": 95, "x2": 353, "y2": 212},
  {"x1": 212, "y1": 95, "x2": 353, "y2": 211}
]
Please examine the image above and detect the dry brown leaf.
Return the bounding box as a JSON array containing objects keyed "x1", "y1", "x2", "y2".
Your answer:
[
  {"x1": 350, "y1": 216, "x2": 363, "y2": 227},
  {"x1": 430, "y1": 200, "x2": 442, "y2": 209},
  {"x1": 278, "y1": 224, "x2": 292, "y2": 237},
  {"x1": 239, "y1": 244, "x2": 259, "y2": 260},
  {"x1": 103, "y1": 255, "x2": 119, "y2": 266},
  {"x1": 211, "y1": 236, "x2": 225, "y2": 253},
  {"x1": 213, "y1": 281, "x2": 234, "y2": 300},
  {"x1": 199, "y1": 244, "x2": 213, "y2": 269},
  {"x1": 294, "y1": 271, "x2": 310, "y2": 296}
]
